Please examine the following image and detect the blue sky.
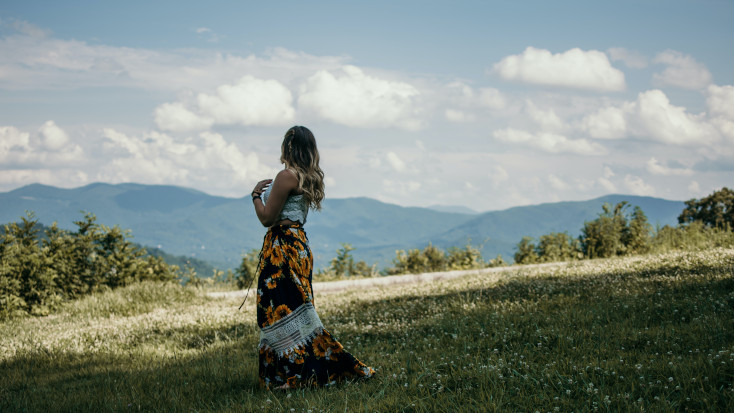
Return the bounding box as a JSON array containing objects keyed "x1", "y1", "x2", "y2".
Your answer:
[{"x1": 1, "y1": 0, "x2": 733, "y2": 211}]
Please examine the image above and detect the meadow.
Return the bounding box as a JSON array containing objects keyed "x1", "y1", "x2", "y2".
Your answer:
[{"x1": 1, "y1": 248, "x2": 733, "y2": 412}]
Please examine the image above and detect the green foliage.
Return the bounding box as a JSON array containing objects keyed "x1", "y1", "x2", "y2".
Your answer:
[
  {"x1": 0, "y1": 212, "x2": 178, "y2": 319},
  {"x1": 446, "y1": 243, "x2": 484, "y2": 270},
  {"x1": 235, "y1": 249, "x2": 260, "y2": 289},
  {"x1": 650, "y1": 221, "x2": 734, "y2": 252},
  {"x1": 514, "y1": 236, "x2": 539, "y2": 264},
  {"x1": 581, "y1": 202, "x2": 631, "y2": 258},
  {"x1": 315, "y1": 244, "x2": 376, "y2": 281},
  {"x1": 679, "y1": 186, "x2": 734, "y2": 229},
  {"x1": 391, "y1": 242, "x2": 486, "y2": 274},
  {"x1": 536, "y1": 232, "x2": 581, "y2": 262},
  {"x1": 1, "y1": 249, "x2": 732, "y2": 411}
]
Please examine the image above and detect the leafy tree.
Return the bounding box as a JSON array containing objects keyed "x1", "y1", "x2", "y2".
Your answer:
[
  {"x1": 236, "y1": 249, "x2": 260, "y2": 289},
  {"x1": 678, "y1": 187, "x2": 734, "y2": 229},
  {"x1": 330, "y1": 243, "x2": 355, "y2": 277},
  {"x1": 536, "y1": 232, "x2": 581, "y2": 262},
  {"x1": 581, "y1": 202, "x2": 630, "y2": 259},
  {"x1": 624, "y1": 206, "x2": 652, "y2": 254},
  {"x1": 446, "y1": 243, "x2": 483, "y2": 270},
  {"x1": 514, "y1": 236, "x2": 538, "y2": 264}
]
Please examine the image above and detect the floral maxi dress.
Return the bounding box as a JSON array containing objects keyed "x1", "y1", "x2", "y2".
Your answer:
[{"x1": 256, "y1": 223, "x2": 375, "y2": 389}]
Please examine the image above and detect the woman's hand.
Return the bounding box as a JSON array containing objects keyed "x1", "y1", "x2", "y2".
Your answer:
[{"x1": 251, "y1": 179, "x2": 273, "y2": 198}]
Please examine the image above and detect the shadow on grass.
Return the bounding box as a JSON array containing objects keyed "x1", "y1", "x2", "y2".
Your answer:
[{"x1": 2, "y1": 256, "x2": 733, "y2": 411}]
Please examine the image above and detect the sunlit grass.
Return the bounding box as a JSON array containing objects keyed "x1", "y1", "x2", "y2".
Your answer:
[{"x1": 1, "y1": 249, "x2": 733, "y2": 411}]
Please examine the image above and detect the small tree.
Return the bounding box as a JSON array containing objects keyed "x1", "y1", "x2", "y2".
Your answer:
[
  {"x1": 514, "y1": 236, "x2": 538, "y2": 264},
  {"x1": 236, "y1": 249, "x2": 260, "y2": 289},
  {"x1": 581, "y1": 202, "x2": 629, "y2": 258},
  {"x1": 678, "y1": 187, "x2": 734, "y2": 229},
  {"x1": 536, "y1": 232, "x2": 580, "y2": 262},
  {"x1": 624, "y1": 206, "x2": 652, "y2": 254}
]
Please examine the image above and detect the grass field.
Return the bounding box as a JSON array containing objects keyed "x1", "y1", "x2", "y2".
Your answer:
[{"x1": 1, "y1": 248, "x2": 733, "y2": 412}]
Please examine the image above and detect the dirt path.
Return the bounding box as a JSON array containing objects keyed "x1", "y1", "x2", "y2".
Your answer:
[{"x1": 206, "y1": 261, "x2": 569, "y2": 299}]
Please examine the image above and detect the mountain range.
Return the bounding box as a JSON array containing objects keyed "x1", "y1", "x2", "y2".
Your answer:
[{"x1": 0, "y1": 183, "x2": 685, "y2": 270}]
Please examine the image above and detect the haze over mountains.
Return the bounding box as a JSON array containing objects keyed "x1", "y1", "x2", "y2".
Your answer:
[{"x1": 0, "y1": 183, "x2": 685, "y2": 270}]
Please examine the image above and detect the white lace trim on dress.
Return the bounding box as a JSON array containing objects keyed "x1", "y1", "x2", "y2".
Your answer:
[{"x1": 259, "y1": 302, "x2": 324, "y2": 357}]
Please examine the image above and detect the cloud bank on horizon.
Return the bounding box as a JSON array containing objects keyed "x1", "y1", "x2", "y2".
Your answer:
[{"x1": 1, "y1": 1, "x2": 733, "y2": 212}]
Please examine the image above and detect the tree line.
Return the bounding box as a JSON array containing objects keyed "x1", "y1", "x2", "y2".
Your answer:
[
  {"x1": 514, "y1": 187, "x2": 734, "y2": 264},
  {"x1": 0, "y1": 212, "x2": 177, "y2": 319}
]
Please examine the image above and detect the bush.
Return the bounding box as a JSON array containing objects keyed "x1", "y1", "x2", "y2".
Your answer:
[{"x1": 0, "y1": 212, "x2": 178, "y2": 319}]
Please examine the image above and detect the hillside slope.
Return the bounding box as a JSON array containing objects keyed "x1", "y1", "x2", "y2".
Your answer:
[{"x1": 0, "y1": 183, "x2": 684, "y2": 268}]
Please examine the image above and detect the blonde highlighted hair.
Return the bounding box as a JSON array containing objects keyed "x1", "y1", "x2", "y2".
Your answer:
[{"x1": 281, "y1": 126, "x2": 325, "y2": 210}]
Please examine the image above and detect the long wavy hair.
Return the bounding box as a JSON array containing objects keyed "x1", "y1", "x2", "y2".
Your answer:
[{"x1": 281, "y1": 126, "x2": 325, "y2": 210}]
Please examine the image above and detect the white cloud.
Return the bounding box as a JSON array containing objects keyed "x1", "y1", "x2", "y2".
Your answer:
[
  {"x1": 493, "y1": 47, "x2": 626, "y2": 91},
  {"x1": 0, "y1": 126, "x2": 30, "y2": 154},
  {"x1": 525, "y1": 101, "x2": 566, "y2": 132},
  {"x1": 197, "y1": 76, "x2": 294, "y2": 126},
  {"x1": 298, "y1": 65, "x2": 421, "y2": 130},
  {"x1": 579, "y1": 89, "x2": 719, "y2": 145},
  {"x1": 154, "y1": 102, "x2": 214, "y2": 132},
  {"x1": 386, "y1": 151, "x2": 407, "y2": 172},
  {"x1": 653, "y1": 50, "x2": 712, "y2": 90},
  {"x1": 548, "y1": 174, "x2": 568, "y2": 190},
  {"x1": 38, "y1": 120, "x2": 69, "y2": 151},
  {"x1": 688, "y1": 180, "x2": 700, "y2": 193},
  {"x1": 607, "y1": 47, "x2": 648, "y2": 69},
  {"x1": 624, "y1": 175, "x2": 655, "y2": 196},
  {"x1": 603, "y1": 166, "x2": 615, "y2": 179},
  {"x1": 0, "y1": 23, "x2": 348, "y2": 91},
  {"x1": 153, "y1": 76, "x2": 295, "y2": 132},
  {"x1": 195, "y1": 27, "x2": 211, "y2": 34},
  {"x1": 707, "y1": 84, "x2": 734, "y2": 119},
  {"x1": 646, "y1": 157, "x2": 693, "y2": 176},
  {"x1": 630, "y1": 90, "x2": 717, "y2": 145},
  {"x1": 579, "y1": 105, "x2": 630, "y2": 139},
  {"x1": 493, "y1": 128, "x2": 607, "y2": 155},
  {"x1": 597, "y1": 177, "x2": 617, "y2": 193},
  {"x1": 100, "y1": 128, "x2": 277, "y2": 192},
  {"x1": 1, "y1": 122, "x2": 82, "y2": 167},
  {"x1": 445, "y1": 108, "x2": 474, "y2": 123}
]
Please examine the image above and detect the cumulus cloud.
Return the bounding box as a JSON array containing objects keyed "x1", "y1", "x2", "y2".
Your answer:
[
  {"x1": 153, "y1": 76, "x2": 295, "y2": 132},
  {"x1": 624, "y1": 175, "x2": 655, "y2": 196},
  {"x1": 442, "y1": 82, "x2": 508, "y2": 122},
  {"x1": 493, "y1": 128, "x2": 607, "y2": 155},
  {"x1": 154, "y1": 102, "x2": 214, "y2": 132},
  {"x1": 579, "y1": 105, "x2": 630, "y2": 140},
  {"x1": 524, "y1": 101, "x2": 566, "y2": 132},
  {"x1": 630, "y1": 90, "x2": 716, "y2": 145},
  {"x1": 607, "y1": 47, "x2": 648, "y2": 69},
  {"x1": 653, "y1": 50, "x2": 712, "y2": 90},
  {"x1": 707, "y1": 84, "x2": 734, "y2": 142},
  {"x1": 646, "y1": 157, "x2": 693, "y2": 176},
  {"x1": 298, "y1": 65, "x2": 421, "y2": 130},
  {"x1": 100, "y1": 128, "x2": 276, "y2": 191},
  {"x1": 197, "y1": 76, "x2": 294, "y2": 125},
  {"x1": 493, "y1": 47, "x2": 626, "y2": 91},
  {"x1": 386, "y1": 151, "x2": 407, "y2": 172},
  {"x1": 579, "y1": 89, "x2": 718, "y2": 145},
  {"x1": 0, "y1": 122, "x2": 85, "y2": 187}
]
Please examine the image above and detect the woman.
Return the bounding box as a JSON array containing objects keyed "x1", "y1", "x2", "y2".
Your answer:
[{"x1": 250, "y1": 126, "x2": 375, "y2": 389}]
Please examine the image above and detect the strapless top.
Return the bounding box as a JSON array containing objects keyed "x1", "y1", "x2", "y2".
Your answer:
[{"x1": 261, "y1": 183, "x2": 309, "y2": 224}]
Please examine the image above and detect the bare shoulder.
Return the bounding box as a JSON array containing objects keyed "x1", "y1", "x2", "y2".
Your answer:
[{"x1": 275, "y1": 169, "x2": 299, "y2": 189}]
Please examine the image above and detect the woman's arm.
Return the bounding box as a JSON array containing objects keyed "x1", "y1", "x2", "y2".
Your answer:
[{"x1": 252, "y1": 169, "x2": 299, "y2": 227}]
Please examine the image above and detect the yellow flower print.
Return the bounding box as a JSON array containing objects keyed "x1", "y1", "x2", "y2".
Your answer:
[{"x1": 273, "y1": 304, "x2": 291, "y2": 322}]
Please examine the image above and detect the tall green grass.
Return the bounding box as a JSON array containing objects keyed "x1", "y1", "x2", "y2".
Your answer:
[{"x1": 1, "y1": 249, "x2": 733, "y2": 411}]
